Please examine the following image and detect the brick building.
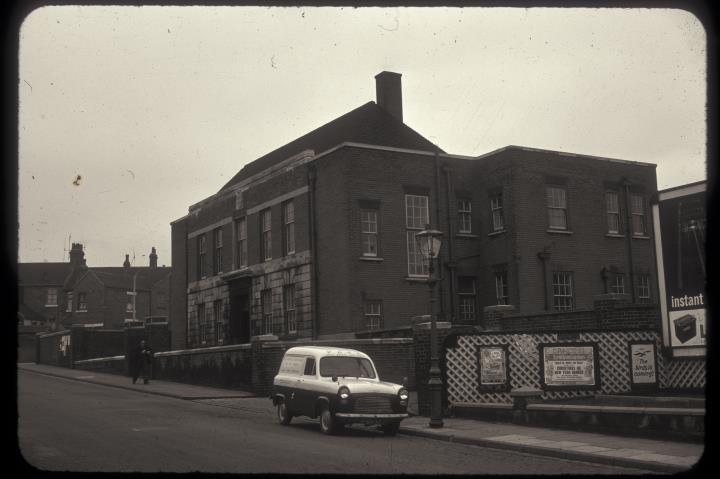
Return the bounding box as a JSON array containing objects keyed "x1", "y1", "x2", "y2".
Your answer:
[
  {"x1": 171, "y1": 72, "x2": 658, "y2": 349},
  {"x1": 18, "y1": 244, "x2": 170, "y2": 330}
]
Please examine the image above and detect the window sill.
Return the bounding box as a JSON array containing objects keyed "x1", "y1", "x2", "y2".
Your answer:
[
  {"x1": 605, "y1": 233, "x2": 625, "y2": 238},
  {"x1": 546, "y1": 229, "x2": 574, "y2": 235},
  {"x1": 77, "y1": 310, "x2": 88, "y2": 313},
  {"x1": 488, "y1": 230, "x2": 507, "y2": 237},
  {"x1": 632, "y1": 235, "x2": 652, "y2": 240},
  {"x1": 44, "y1": 304, "x2": 58, "y2": 308},
  {"x1": 456, "y1": 233, "x2": 479, "y2": 239},
  {"x1": 359, "y1": 256, "x2": 384, "y2": 262},
  {"x1": 405, "y1": 276, "x2": 429, "y2": 283}
]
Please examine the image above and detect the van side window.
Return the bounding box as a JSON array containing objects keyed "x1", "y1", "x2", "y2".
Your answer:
[
  {"x1": 279, "y1": 355, "x2": 304, "y2": 375},
  {"x1": 303, "y1": 357, "x2": 316, "y2": 376}
]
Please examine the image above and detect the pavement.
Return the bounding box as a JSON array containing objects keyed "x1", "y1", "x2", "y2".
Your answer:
[{"x1": 18, "y1": 363, "x2": 705, "y2": 474}]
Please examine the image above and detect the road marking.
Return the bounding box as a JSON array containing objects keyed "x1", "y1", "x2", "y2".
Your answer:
[{"x1": 131, "y1": 427, "x2": 169, "y2": 432}]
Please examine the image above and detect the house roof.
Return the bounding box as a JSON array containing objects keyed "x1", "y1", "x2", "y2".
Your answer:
[
  {"x1": 220, "y1": 101, "x2": 443, "y2": 191},
  {"x1": 90, "y1": 267, "x2": 171, "y2": 291},
  {"x1": 17, "y1": 263, "x2": 72, "y2": 286}
]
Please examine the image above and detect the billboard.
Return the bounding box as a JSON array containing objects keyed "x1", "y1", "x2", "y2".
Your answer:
[
  {"x1": 652, "y1": 181, "x2": 706, "y2": 357},
  {"x1": 539, "y1": 343, "x2": 600, "y2": 389}
]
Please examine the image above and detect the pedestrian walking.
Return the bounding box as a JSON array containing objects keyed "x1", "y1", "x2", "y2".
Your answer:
[
  {"x1": 141, "y1": 341, "x2": 154, "y2": 384},
  {"x1": 131, "y1": 340, "x2": 153, "y2": 384}
]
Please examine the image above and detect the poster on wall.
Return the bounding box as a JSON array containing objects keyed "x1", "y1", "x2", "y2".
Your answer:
[
  {"x1": 540, "y1": 343, "x2": 599, "y2": 389},
  {"x1": 653, "y1": 181, "x2": 706, "y2": 358},
  {"x1": 476, "y1": 345, "x2": 510, "y2": 391},
  {"x1": 629, "y1": 342, "x2": 658, "y2": 390}
]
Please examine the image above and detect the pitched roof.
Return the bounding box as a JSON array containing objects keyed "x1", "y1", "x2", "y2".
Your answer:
[
  {"x1": 90, "y1": 267, "x2": 171, "y2": 291},
  {"x1": 220, "y1": 101, "x2": 443, "y2": 191},
  {"x1": 18, "y1": 263, "x2": 72, "y2": 286}
]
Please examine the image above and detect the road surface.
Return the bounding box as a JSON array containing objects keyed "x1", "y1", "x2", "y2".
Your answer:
[{"x1": 18, "y1": 371, "x2": 649, "y2": 474}]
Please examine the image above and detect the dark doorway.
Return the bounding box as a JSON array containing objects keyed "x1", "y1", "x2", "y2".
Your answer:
[{"x1": 228, "y1": 278, "x2": 251, "y2": 344}]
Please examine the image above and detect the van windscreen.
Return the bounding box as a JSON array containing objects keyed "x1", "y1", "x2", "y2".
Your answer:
[{"x1": 319, "y1": 356, "x2": 376, "y2": 379}]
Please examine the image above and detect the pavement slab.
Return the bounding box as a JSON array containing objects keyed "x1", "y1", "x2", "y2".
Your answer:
[{"x1": 563, "y1": 445, "x2": 613, "y2": 453}]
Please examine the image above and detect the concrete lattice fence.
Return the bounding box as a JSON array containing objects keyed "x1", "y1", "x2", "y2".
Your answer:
[{"x1": 444, "y1": 330, "x2": 706, "y2": 406}]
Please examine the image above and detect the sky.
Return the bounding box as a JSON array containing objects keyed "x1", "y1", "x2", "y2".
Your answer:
[{"x1": 18, "y1": 6, "x2": 707, "y2": 266}]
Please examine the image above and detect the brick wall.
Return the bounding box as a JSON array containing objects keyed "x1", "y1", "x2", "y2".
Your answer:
[
  {"x1": 20, "y1": 285, "x2": 62, "y2": 325},
  {"x1": 125, "y1": 323, "x2": 171, "y2": 359},
  {"x1": 18, "y1": 331, "x2": 39, "y2": 362},
  {"x1": 74, "y1": 356, "x2": 127, "y2": 375},
  {"x1": 153, "y1": 344, "x2": 254, "y2": 389},
  {"x1": 504, "y1": 148, "x2": 658, "y2": 313},
  {"x1": 36, "y1": 330, "x2": 72, "y2": 367},
  {"x1": 70, "y1": 327, "x2": 126, "y2": 361},
  {"x1": 170, "y1": 216, "x2": 188, "y2": 350},
  {"x1": 486, "y1": 295, "x2": 660, "y2": 332}
]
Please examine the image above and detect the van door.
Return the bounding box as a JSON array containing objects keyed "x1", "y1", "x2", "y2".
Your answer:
[
  {"x1": 296, "y1": 356, "x2": 318, "y2": 417},
  {"x1": 275, "y1": 354, "x2": 303, "y2": 414}
]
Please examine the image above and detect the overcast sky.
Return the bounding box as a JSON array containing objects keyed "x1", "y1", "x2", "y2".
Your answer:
[{"x1": 18, "y1": 6, "x2": 707, "y2": 266}]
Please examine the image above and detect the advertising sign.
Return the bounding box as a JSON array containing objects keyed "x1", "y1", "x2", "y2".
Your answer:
[
  {"x1": 477, "y1": 346, "x2": 508, "y2": 389},
  {"x1": 653, "y1": 181, "x2": 706, "y2": 357},
  {"x1": 629, "y1": 342, "x2": 658, "y2": 388},
  {"x1": 540, "y1": 343, "x2": 599, "y2": 389}
]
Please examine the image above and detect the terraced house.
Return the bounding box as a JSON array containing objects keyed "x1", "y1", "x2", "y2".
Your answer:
[
  {"x1": 18, "y1": 243, "x2": 171, "y2": 331},
  {"x1": 170, "y1": 72, "x2": 658, "y2": 349}
]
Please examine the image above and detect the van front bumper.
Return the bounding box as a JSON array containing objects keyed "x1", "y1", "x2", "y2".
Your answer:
[
  {"x1": 335, "y1": 413, "x2": 408, "y2": 419},
  {"x1": 335, "y1": 413, "x2": 408, "y2": 425}
]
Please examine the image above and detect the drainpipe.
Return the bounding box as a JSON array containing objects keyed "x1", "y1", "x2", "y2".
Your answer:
[
  {"x1": 442, "y1": 164, "x2": 457, "y2": 322},
  {"x1": 433, "y1": 151, "x2": 446, "y2": 318},
  {"x1": 622, "y1": 178, "x2": 637, "y2": 302},
  {"x1": 184, "y1": 226, "x2": 189, "y2": 348},
  {"x1": 132, "y1": 273, "x2": 137, "y2": 322},
  {"x1": 308, "y1": 166, "x2": 318, "y2": 339}
]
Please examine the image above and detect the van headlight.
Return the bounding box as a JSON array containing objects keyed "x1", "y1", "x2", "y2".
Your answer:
[
  {"x1": 398, "y1": 388, "x2": 409, "y2": 405},
  {"x1": 339, "y1": 386, "x2": 351, "y2": 404}
]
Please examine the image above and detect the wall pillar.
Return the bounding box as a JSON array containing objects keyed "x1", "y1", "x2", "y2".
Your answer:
[{"x1": 483, "y1": 305, "x2": 516, "y2": 331}]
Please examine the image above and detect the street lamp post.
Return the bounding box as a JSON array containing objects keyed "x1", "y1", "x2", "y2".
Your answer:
[{"x1": 416, "y1": 225, "x2": 444, "y2": 428}]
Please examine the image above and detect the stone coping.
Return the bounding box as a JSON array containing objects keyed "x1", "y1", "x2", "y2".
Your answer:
[
  {"x1": 37, "y1": 330, "x2": 71, "y2": 339},
  {"x1": 75, "y1": 355, "x2": 125, "y2": 364},
  {"x1": 155, "y1": 343, "x2": 253, "y2": 357},
  {"x1": 260, "y1": 338, "x2": 415, "y2": 348},
  {"x1": 412, "y1": 321, "x2": 452, "y2": 330},
  {"x1": 593, "y1": 394, "x2": 705, "y2": 407},
  {"x1": 452, "y1": 402, "x2": 514, "y2": 410},
  {"x1": 527, "y1": 403, "x2": 705, "y2": 416},
  {"x1": 510, "y1": 387, "x2": 543, "y2": 397}
]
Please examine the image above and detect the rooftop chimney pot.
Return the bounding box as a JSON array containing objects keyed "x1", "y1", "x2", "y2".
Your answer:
[
  {"x1": 149, "y1": 247, "x2": 158, "y2": 268},
  {"x1": 375, "y1": 71, "x2": 403, "y2": 122},
  {"x1": 69, "y1": 243, "x2": 85, "y2": 268}
]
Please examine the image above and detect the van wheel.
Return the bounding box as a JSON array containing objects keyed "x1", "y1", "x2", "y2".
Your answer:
[
  {"x1": 381, "y1": 421, "x2": 400, "y2": 436},
  {"x1": 277, "y1": 401, "x2": 292, "y2": 425},
  {"x1": 319, "y1": 407, "x2": 337, "y2": 435}
]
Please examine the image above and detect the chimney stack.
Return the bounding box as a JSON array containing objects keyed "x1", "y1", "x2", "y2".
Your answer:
[
  {"x1": 149, "y1": 247, "x2": 158, "y2": 268},
  {"x1": 375, "y1": 71, "x2": 403, "y2": 122},
  {"x1": 123, "y1": 254, "x2": 131, "y2": 269},
  {"x1": 69, "y1": 243, "x2": 86, "y2": 268}
]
